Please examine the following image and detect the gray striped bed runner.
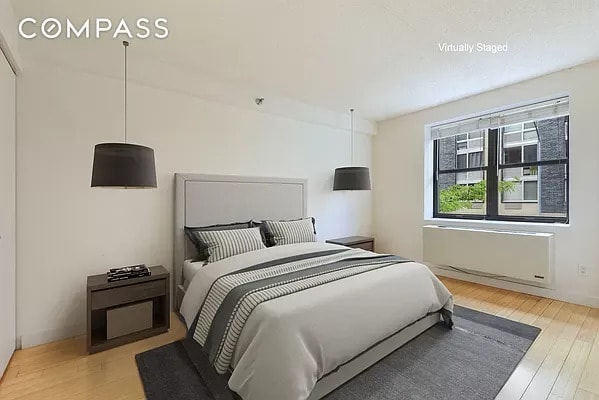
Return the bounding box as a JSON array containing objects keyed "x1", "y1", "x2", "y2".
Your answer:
[{"x1": 190, "y1": 248, "x2": 410, "y2": 373}]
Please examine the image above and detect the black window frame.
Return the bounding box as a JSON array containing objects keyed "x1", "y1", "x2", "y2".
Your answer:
[{"x1": 433, "y1": 116, "x2": 569, "y2": 224}]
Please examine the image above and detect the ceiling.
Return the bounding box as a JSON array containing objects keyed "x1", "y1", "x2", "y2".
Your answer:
[{"x1": 11, "y1": 0, "x2": 599, "y2": 121}]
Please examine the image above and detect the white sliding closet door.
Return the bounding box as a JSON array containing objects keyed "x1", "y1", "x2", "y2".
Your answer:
[{"x1": 0, "y1": 49, "x2": 16, "y2": 377}]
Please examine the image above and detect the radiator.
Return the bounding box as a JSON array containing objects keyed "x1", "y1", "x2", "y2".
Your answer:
[{"x1": 423, "y1": 225, "x2": 554, "y2": 285}]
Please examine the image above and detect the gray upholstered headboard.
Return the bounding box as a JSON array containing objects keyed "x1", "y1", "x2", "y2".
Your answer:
[{"x1": 173, "y1": 173, "x2": 307, "y2": 308}]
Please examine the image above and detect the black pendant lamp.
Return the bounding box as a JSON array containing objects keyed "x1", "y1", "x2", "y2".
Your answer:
[
  {"x1": 91, "y1": 41, "x2": 157, "y2": 188},
  {"x1": 333, "y1": 109, "x2": 371, "y2": 190}
]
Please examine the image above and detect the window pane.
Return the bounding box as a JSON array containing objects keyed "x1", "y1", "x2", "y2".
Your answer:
[
  {"x1": 456, "y1": 154, "x2": 467, "y2": 169},
  {"x1": 524, "y1": 144, "x2": 538, "y2": 162},
  {"x1": 437, "y1": 171, "x2": 486, "y2": 215},
  {"x1": 523, "y1": 166, "x2": 539, "y2": 176},
  {"x1": 503, "y1": 167, "x2": 521, "y2": 180},
  {"x1": 468, "y1": 170, "x2": 483, "y2": 181},
  {"x1": 468, "y1": 151, "x2": 483, "y2": 168},
  {"x1": 469, "y1": 131, "x2": 482, "y2": 140},
  {"x1": 457, "y1": 141, "x2": 467, "y2": 150},
  {"x1": 457, "y1": 170, "x2": 484, "y2": 183},
  {"x1": 502, "y1": 182, "x2": 522, "y2": 202},
  {"x1": 523, "y1": 130, "x2": 537, "y2": 141},
  {"x1": 498, "y1": 165, "x2": 567, "y2": 218},
  {"x1": 469, "y1": 138, "x2": 483, "y2": 149},
  {"x1": 504, "y1": 147, "x2": 522, "y2": 164},
  {"x1": 524, "y1": 181, "x2": 538, "y2": 200},
  {"x1": 503, "y1": 132, "x2": 521, "y2": 144},
  {"x1": 503, "y1": 124, "x2": 521, "y2": 133},
  {"x1": 456, "y1": 134, "x2": 467, "y2": 142}
]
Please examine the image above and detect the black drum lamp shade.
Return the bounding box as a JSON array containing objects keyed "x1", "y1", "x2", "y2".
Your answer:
[
  {"x1": 333, "y1": 167, "x2": 371, "y2": 190},
  {"x1": 91, "y1": 41, "x2": 157, "y2": 189},
  {"x1": 91, "y1": 143, "x2": 157, "y2": 188},
  {"x1": 333, "y1": 109, "x2": 371, "y2": 191}
]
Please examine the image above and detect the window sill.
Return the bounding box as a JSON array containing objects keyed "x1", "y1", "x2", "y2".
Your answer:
[{"x1": 424, "y1": 217, "x2": 570, "y2": 231}]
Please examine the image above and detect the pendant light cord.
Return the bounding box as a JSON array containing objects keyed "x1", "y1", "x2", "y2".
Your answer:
[
  {"x1": 123, "y1": 41, "x2": 129, "y2": 143},
  {"x1": 350, "y1": 108, "x2": 354, "y2": 166}
]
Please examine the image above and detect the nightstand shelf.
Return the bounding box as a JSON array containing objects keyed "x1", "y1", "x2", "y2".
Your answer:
[
  {"x1": 326, "y1": 236, "x2": 375, "y2": 252},
  {"x1": 87, "y1": 265, "x2": 170, "y2": 354}
]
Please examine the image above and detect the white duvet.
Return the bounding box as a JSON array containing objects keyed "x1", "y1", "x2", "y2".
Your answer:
[{"x1": 180, "y1": 242, "x2": 453, "y2": 400}]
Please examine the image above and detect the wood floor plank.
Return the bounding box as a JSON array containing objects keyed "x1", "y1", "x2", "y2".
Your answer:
[
  {"x1": 438, "y1": 277, "x2": 470, "y2": 293},
  {"x1": 549, "y1": 339, "x2": 592, "y2": 400},
  {"x1": 452, "y1": 282, "x2": 485, "y2": 304},
  {"x1": 508, "y1": 296, "x2": 541, "y2": 322},
  {"x1": 496, "y1": 292, "x2": 529, "y2": 318},
  {"x1": 495, "y1": 301, "x2": 571, "y2": 400},
  {"x1": 534, "y1": 301, "x2": 567, "y2": 329},
  {"x1": 578, "y1": 315, "x2": 599, "y2": 396},
  {"x1": 520, "y1": 297, "x2": 553, "y2": 325},
  {"x1": 488, "y1": 289, "x2": 524, "y2": 315},
  {"x1": 459, "y1": 284, "x2": 500, "y2": 309},
  {"x1": 521, "y1": 305, "x2": 589, "y2": 400},
  {"x1": 577, "y1": 308, "x2": 599, "y2": 343},
  {"x1": 471, "y1": 287, "x2": 511, "y2": 315},
  {"x1": 575, "y1": 389, "x2": 599, "y2": 400},
  {"x1": 495, "y1": 356, "x2": 543, "y2": 400}
]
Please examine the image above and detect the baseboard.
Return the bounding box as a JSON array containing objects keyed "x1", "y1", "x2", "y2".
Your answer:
[
  {"x1": 432, "y1": 266, "x2": 599, "y2": 309},
  {"x1": 18, "y1": 323, "x2": 85, "y2": 349}
]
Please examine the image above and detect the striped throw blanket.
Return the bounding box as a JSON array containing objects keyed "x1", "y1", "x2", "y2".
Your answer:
[{"x1": 191, "y1": 248, "x2": 411, "y2": 373}]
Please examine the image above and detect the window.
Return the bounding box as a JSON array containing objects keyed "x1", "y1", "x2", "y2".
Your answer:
[{"x1": 432, "y1": 97, "x2": 569, "y2": 223}]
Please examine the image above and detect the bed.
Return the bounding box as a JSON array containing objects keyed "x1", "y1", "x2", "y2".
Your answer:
[{"x1": 174, "y1": 174, "x2": 453, "y2": 400}]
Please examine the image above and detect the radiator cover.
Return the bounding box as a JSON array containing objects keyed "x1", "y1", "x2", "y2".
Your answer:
[{"x1": 423, "y1": 225, "x2": 554, "y2": 285}]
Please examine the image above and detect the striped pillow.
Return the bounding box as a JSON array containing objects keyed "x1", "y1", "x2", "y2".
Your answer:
[
  {"x1": 194, "y1": 228, "x2": 266, "y2": 262},
  {"x1": 185, "y1": 221, "x2": 252, "y2": 261},
  {"x1": 262, "y1": 218, "x2": 317, "y2": 246}
]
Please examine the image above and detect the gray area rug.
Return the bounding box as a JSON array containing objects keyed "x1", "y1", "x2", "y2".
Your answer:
[{"x1": 136, "y1": 305, "x2": 540, "y2": 400}]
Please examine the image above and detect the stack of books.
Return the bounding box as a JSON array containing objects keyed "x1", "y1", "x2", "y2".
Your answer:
[{"x1": 107, "y1": 264, "x2": 151, "y2": 282}]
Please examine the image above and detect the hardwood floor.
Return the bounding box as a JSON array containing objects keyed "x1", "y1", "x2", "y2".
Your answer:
[
  {"x1": 1, "y1": 277, "x2": 598, "y2": 400},
  {"x1": 0, "y1": 314, "x2": 187, "y2": 400}
]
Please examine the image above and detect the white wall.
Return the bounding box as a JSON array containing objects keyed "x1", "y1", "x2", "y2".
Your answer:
[
  {"x1": 17, "y1": 63, "x2": 373, "y2": 347},
  {"x1": 0, "y1": 0, "x2": 21, "y2": 70},
  {"x1": 374, "y1": 61, "x2": 599, "y2": 308},
  {"x1": 0, "y1": 46, "x2": 16, "y2": 377},
  {"x1": 0, "y1": 0, "x2": 18, "y2": 374}
]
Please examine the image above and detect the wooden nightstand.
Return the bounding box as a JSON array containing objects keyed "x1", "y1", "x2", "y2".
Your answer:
[
  {"x1": 87, "y1": 265, "x2": 170, "y2": 354},
  {"x1": 326, "y1": 236, "x2": 375, "y2": 252}
]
